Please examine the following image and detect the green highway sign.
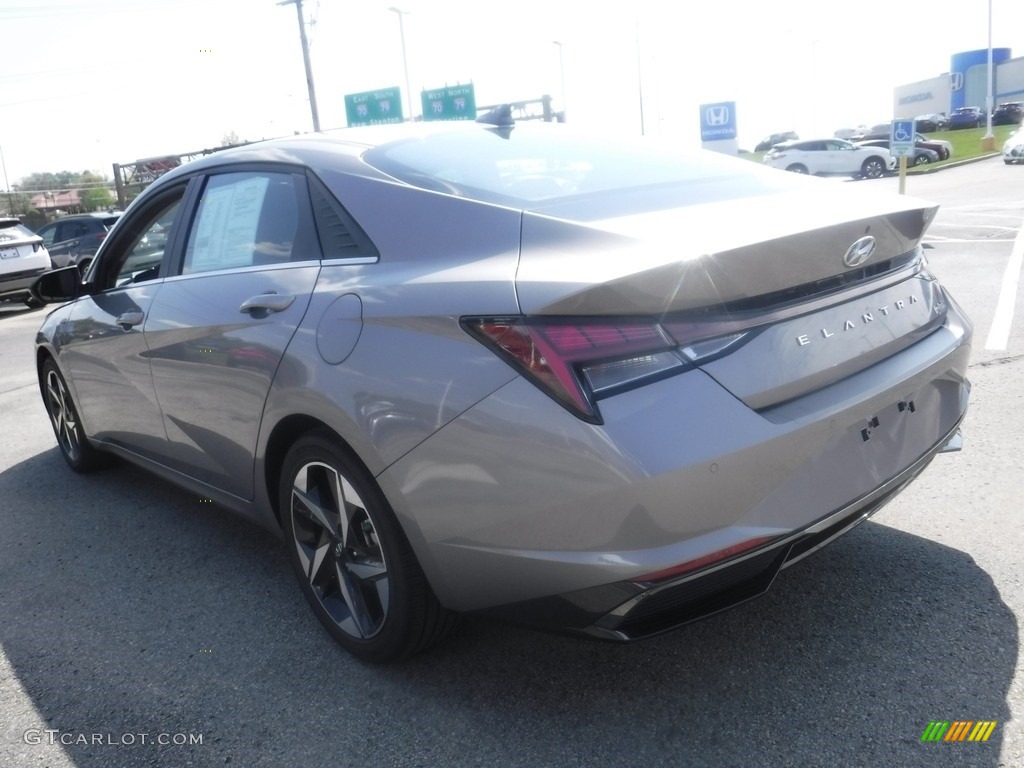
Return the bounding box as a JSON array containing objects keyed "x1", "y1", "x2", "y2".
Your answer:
[
  {"x1": 421, "y1": 84, "x2": 476, "y2": 121},
  {"x1": 344, "y1": 88, "x2": 404, "y2": 127}
]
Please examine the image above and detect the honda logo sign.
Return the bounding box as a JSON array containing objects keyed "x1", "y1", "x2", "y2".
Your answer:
[
  {"x1": 699, "y1": 101, "x2": 737, "y2": 142},
  {"x1": 705, "y1": 106, "x2": 730, "y2": 126}
]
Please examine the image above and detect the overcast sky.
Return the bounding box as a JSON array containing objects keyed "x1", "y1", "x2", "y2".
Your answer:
[{"x1": 1, "y1": 0, "x2": 1021, "y2": 188}]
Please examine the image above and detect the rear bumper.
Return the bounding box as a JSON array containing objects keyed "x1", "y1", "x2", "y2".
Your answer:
[
  {"x1": 0, "y1": 268, "x2": 47, "y2": 300},
  {"x1": 491, "y1": 418, "x2": 962, "y2": 642},
  {"x1": 381, "y1": 288, "x2": 972, "y2": 629}
]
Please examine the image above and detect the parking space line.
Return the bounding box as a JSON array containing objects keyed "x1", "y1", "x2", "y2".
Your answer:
[{"x1": 984, "y1": 217, "x2": 1024, "y2": 351}]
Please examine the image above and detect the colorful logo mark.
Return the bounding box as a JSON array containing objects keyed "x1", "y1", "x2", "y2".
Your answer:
[{"x1": 921, "y1": 721, "x2": 998, "y2": 742}]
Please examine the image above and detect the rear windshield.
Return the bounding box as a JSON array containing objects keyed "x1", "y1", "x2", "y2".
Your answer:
[
  {"x1": 363, "y1": 125, "x2": 783, "y2": 216},
  {"x1": 0, "y1": 220, "x2": 39, "y2": 242}
]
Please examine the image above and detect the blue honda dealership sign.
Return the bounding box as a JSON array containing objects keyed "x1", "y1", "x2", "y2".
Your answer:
[{"x1": 699, "y1": 101, "x2": 737, "y2": 142}]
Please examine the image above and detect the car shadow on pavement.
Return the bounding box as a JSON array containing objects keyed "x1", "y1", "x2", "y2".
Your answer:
[
  {"x1": 0, "y1": 449, "x2": 1015, "y2": 768},
  {"x1": 0, "y1": 303, "x2": 41, "y2": 320}
]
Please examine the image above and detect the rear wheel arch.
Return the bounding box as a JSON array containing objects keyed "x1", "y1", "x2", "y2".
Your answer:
[
  {"x1": 273, "y1": 424, "x2": 457, "y2": 660},
  {"x1": 264, "y1": 414, "x2": 339, "y2": 526}
]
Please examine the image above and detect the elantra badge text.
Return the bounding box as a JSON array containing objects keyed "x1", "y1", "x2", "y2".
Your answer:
[{"x1": 796, "y1": 295, "x2": 920, "y2": 346}]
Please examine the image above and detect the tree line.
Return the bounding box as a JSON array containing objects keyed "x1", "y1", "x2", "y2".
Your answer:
[{"x1": 4, "y1": 170, "x2": 115, "y2": 216}]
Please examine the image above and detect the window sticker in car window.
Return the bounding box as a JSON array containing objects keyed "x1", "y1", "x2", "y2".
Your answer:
[{"x1": 187, "y1": 175, "x2": 269, "y2": 273}]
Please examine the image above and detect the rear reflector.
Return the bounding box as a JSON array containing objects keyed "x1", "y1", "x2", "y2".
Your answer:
[{"x1": 631, "y1": 536, "x2": 780, "y2": 584}]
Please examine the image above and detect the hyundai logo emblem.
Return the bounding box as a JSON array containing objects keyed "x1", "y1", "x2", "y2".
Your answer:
[{"x1": 843, "y1": 236, "x2": 876, "y2": 268}]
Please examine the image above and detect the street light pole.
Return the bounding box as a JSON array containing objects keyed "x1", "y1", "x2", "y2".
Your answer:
[
  {"x1": 982, "y1": 0, "x2": 995, "y2": 150},
  {"x1": 278, "y1": 0, "x2": 321, "y2": 132},
  {"x1": 635, "y1": 22, "x2": 645, "y2": 135},
  {"x1": 553, "y1": 40, "x2": 567, "y2": 121},
  {"x1": 0, "y1": 145, "x2": 14, "y2": 216},
  {"x1": 389, "y1": 7, "x2": 415, "y2": 122}
]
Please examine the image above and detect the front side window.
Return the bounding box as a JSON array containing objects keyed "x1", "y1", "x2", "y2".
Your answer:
[
  {"x1": 111, "y1": 198, "x2": 183, "y2": 287},
  {"x1": 37, "y1": 224, "x2": 57, "y2": 246},
  {"x1": 182, "y1": 172, "x2": 298, "y2": 274}
]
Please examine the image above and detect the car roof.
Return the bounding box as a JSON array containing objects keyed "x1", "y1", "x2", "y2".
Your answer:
[
  {"x1": 52, "y1": 212, "x2": 121, "y2": 220},
  {"x1": 145, "y1": 121, "x2": 803, "y2": 213}
]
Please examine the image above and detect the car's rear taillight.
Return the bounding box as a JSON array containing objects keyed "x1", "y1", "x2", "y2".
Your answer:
[{"x1": 464, "y1": 317, "x2": 749, "y2": 423}]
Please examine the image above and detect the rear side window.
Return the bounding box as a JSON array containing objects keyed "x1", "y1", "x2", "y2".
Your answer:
[
  {"x1": 183, "y1": 172, "x2": 298, "y2": 274},
  {"x1": 59, "y1": 221, "x2": 91, "y2": 240}
]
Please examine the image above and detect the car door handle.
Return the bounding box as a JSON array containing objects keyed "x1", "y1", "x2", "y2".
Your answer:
[
  {"x1": 116, "y1": 311, "x2": 145, "y2": 330},
  {"x1": 239, "y1": 293, "x2": 296, "y2": 316}
]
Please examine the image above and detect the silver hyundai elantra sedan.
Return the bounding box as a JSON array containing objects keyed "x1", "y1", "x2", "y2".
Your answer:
[{"x1": 33, "y1": 118, "x2": 972, "y2": 662}]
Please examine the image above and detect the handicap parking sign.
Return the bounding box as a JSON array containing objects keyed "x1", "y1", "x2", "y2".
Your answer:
[{"x1": 891, "y1": 120, "x2": 916, "y2": 157}]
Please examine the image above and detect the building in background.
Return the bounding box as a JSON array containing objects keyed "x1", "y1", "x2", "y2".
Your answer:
[{"x1": 894, "y1": 48, "x2": 1023, "y2": 119}]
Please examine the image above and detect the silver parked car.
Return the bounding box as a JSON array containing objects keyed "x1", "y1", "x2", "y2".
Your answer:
[{"x1": 33, "y1": 120, "x2": 972, "y2": 662}]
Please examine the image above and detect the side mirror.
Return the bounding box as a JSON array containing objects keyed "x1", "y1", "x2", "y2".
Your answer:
[{"x1": 31, "y1": 265, "x2": 83, "y2": 304}]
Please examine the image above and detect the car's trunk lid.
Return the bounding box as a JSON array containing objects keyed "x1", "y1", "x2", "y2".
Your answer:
[{"x1": 516, "y1": 185, "x2": 944, "y2": 410}]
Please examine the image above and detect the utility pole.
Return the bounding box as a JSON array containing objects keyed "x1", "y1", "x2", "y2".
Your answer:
[
  {"x1": 278, "y1": 0, "x2": 321, "y2": 132},
  {"x1": 389, "y1": 7, "x2": 414, "y2": 122},
  {"x1": 0, "y1": 145, "x2": 13, "y2": 215},
  {"x1": 553, "y1": 41, "x2": 567, "y2": 122}
]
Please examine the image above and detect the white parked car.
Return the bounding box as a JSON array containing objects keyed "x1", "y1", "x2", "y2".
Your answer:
[
  {"x1": 0, "y1": 218, "x2": 50, "y2": 307},
  {"x1": 1003, "y1": 129, "x2": 1024, "y2": 164},
  {"x1": 763, "y1": 139, "x2": 895, "y2": 179}
]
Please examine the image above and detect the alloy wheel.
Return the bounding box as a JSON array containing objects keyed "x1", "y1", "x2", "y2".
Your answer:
[
  {"x1": 863, "y1": 159, "x2": 884, "y2": 179},
  {"x1": 289, "y1": 460, "x2": 390, "y2": 640},
  {"x1": 45, "y1": 368, "x2": 82, "y2": 463}
]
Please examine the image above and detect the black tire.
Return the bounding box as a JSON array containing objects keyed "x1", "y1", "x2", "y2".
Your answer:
[
  {"x1": 914, "y1": 154, "x2": 931, "y2": 166},
  {"x1": 861, "y1": 157, "x2": 886, "y2": 179},
  {"x1": 280, "y1": 430, "x2": 456, "y2": 662},
  {"x1": 785, "y1": 163, "x2": 808, "y2": 174},
  {"x1": 41, "y1": 357, "x2": 106, "y2": 472}
]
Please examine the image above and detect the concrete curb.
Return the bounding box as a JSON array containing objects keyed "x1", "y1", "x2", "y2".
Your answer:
[{"x1": 906, "y1": 151, "x2": 1004, "y2": 175}]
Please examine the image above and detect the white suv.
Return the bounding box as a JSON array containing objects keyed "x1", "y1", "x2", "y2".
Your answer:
[
  {"x1": 0, "y1": 218, "x2": 51, "y2": 307},
  {"x1": 763, "y1": 139, "x2": 895, "y2": 179}
]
